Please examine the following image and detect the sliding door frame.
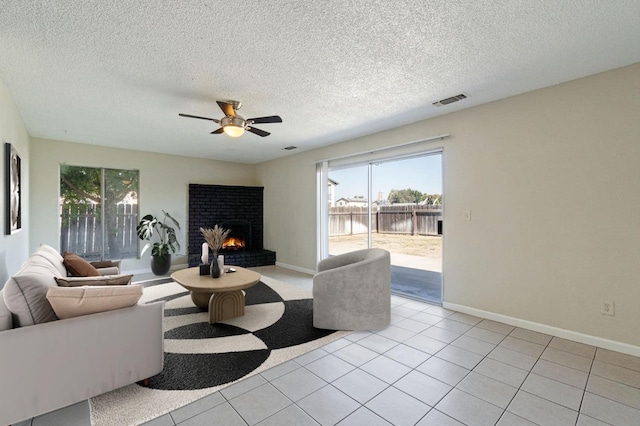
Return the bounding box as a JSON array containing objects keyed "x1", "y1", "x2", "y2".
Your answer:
[{"x1": 317, "y1": 138, "x2": 447, "y2": 264}]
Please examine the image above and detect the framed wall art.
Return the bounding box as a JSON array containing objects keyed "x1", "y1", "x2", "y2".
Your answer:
[{"x1": 5, "y1": 143, "x2": 21, "y2": 234}]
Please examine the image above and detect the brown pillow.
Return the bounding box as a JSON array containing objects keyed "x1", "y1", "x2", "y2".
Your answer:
[
  {"x1": 55, "y1": 274, "x2": 133, "y2": 287},
  {"x1": 63, "y1": 252, "x2": 100, "y2": 277}
]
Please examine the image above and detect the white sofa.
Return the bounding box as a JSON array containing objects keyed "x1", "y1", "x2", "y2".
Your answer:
[
  {"x1": 313, "y1": 248, "x2": 391, "y2": 330},
  {"x1": 0, "y1": 245, "x2": 164, "y2": 425}
]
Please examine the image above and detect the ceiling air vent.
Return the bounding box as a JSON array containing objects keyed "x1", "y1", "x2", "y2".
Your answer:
[{"x1": 432, "y1": 93, "x2": 467, "y2": 107}]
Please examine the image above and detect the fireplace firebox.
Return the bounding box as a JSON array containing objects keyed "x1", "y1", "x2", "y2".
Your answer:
[{"x1": 219, "y1": 219, "x2": 251, "y2": 252}]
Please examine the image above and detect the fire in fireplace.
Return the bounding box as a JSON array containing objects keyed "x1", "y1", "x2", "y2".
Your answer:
[
  {"x1": 218, "y1": 219, "x2": 252, "y2": 252},
  {"x1": 223, "y1": 236, "x2": 245, "y2": 251}
]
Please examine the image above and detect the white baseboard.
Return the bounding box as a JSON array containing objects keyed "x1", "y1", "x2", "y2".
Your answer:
[
  {"x1": 443, "y1": 302, "x2": 640, "y2": 358},
  {"x1": 275, "y1": 261, "x2": 315, "y2": 276}
]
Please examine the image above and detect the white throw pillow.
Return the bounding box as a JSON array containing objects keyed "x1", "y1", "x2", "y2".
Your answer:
[{"x1": 46, "y1": 285, "x2": 143, "y2": 320}]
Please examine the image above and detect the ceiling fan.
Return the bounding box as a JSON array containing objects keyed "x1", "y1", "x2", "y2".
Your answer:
[{"x1": 179, "y1": 100, "x2": 282, "y2": 138}]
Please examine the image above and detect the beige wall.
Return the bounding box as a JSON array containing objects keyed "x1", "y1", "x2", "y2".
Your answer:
[
  {"x1": 256, "y1": 63, "x2": 640, "y2": 349},
  {"x1": 0, "y1": 79, "x2": 31, "y2": 286},
  {"x1": 29, "y1": 138, "x2": 256, "y2": 272},
  {"x1": 260, "y1": 153, "x2": 320, "y2": 271}
]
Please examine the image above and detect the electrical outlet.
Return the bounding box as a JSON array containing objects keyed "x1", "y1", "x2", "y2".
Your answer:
[{"x1": 601, "y1": 301, "x2": 615, "y2": 316}]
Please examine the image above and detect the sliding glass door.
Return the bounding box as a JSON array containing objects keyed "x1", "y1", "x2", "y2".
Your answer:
[
  {"x1": 327, "y1": 164, "x2": 369, "y2": 256},
  {"x1": 321, "y1": 151, "x2": 443, "y2": 303}
]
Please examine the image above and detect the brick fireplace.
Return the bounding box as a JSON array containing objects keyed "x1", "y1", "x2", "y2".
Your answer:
[{"x1": 188, "y1": 184, "x2": 276, "y2": 268}]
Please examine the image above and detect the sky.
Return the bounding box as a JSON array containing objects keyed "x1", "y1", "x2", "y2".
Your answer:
[{"x1": 329, "y1": 153, "x2": 442, "y2": 201}]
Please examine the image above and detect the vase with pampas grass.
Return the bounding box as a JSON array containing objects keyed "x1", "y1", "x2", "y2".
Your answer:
[{"x1": 200, "y1": 225, "x2": 231, "y2": 278}]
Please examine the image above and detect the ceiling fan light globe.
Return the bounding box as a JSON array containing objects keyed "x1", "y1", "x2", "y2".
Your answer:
[
  {"x1": 220, "y1": 116, "x2": 246, "y2": 137},
  {"x1": 223, "y1": 124, "x2": 245, "y2": 138}
]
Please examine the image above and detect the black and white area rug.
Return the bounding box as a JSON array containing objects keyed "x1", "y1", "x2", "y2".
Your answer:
[{"x1": 90, "y1": 276, "x2": 349, "y2": 426}]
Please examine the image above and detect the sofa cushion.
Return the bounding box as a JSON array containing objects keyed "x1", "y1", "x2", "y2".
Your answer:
[
  {"x1": 46, "y1": 285, "x2": 143, "y2": 320},
  {"x1": 35, "y1": 243, "x2": 63, "y2": 262},
  {"x1": 2, "y1": 256, "x2": 62, "y2": 326},
  {"x1": 63, "y1": 252, "x2": 100, "y2": 277},
  {"x1": 54, "y1": 274, "x2": 133, "y2": 287},
  {"x1": 33, "y1": 244, "x2": 67, "y2": 276}
]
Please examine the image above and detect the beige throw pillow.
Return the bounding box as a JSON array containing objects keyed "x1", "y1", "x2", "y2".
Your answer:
[
  {"x1": 46, "y1": 285, "x2": 143, "y2": 320},
  {"x1": 54, "y1": 274, "x2": 133, "y2": 287}
]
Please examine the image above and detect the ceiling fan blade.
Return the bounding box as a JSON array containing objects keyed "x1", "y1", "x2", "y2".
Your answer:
[
  {"x1": 211, "y1": 128, "x2": 224, "y2": 134},
  {"x1": 179, "y1": 113, "x2": 220, "y2": 123},
  {"x1": 217, "y1": 101, "x2": 236, "y2": 117},
  {"x1": 247, "y1": 127, "x2": 270, "y2": 137},
  {"x1": 247, "y1": 115, "x2": 283, "y2": 124}
]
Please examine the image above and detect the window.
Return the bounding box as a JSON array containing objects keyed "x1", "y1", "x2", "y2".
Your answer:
[{"x1": 60, "y1": 166, "x2": 139, "y2": 260}]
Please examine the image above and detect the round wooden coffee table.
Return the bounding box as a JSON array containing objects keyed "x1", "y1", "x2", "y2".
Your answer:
[{"x1": 171, "y1": 266, "x2": 261, "y2": 324}]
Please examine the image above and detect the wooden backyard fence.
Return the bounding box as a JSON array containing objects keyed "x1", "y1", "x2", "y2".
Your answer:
[
  {"x1": 61, "y1": 204, "x2": 439, "y2": 258},
  {"x1": 60, "y1": 204, "x2": 139, "y2": 260},
  {"x1": 329, "y1": 205, "x2": 442, "y2": 236}
]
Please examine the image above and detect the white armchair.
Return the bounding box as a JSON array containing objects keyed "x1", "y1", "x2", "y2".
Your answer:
[{"x1": 313, "y1": 248, "x2": 391, "y2": 330}]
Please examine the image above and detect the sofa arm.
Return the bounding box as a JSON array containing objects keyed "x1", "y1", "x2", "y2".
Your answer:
[
  {"x1": 96, "y1": 266, "x2": 120, "y2": 275},
  {"x1": 0, "y1": 301, "x2": 164, "y2": 425},
  {"x1": 91, "y1": 260, "x2": 121, "y2": 276}
]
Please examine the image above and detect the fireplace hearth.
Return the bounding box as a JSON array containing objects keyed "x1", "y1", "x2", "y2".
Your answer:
[{"x1": 188, "y1": 184, "x2": 276, "y2": 268}]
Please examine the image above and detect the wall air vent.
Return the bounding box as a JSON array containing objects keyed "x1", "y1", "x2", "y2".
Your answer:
[{"x1": 432, "y1": 93, "x2": 468, "y2": 107}]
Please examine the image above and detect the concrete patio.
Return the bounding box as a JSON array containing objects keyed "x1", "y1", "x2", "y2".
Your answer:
[{"x1": 389, "y1": 252, "x2": 442, "y2": 303}]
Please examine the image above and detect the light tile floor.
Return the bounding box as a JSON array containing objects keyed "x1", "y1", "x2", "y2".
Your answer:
[{"x1": 19, "y1": 266, "x2": 640, "y2": 426}]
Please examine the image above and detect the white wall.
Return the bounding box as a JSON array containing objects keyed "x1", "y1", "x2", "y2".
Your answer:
[
  {"x1": 29, "y1": 138, "x2": 256, "y2": 273},
  {"x1": 0, "y1": 79, "x2": 31, "y2": 287},
  {"x1": 256, "y1": 63, "x2": 640, "y2": 349}
]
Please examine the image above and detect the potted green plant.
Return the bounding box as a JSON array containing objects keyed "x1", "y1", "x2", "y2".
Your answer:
[{"x1": 136, "y1": 210, "x2": 181, "y2": 275}]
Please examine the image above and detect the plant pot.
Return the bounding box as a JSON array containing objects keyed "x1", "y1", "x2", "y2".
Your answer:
[{"x1": 151, "y1": 254, "x2": 171, "y2": 275}]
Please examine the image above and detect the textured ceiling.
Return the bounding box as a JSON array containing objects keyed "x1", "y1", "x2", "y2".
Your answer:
[{"x1": 1, "y1": 1, "x2": 639, "y2": 164}]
